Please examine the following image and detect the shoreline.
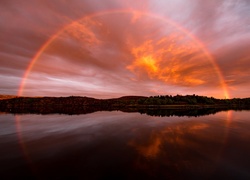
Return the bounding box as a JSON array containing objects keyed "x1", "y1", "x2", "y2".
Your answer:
[{"x1": 0, "y1": 95, "x2": 249, "y2": 115}]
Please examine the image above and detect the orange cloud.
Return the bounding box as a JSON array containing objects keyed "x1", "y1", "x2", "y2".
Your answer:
[{"x1": 127, "y1": 35, "x2": 209, "y2": 86}]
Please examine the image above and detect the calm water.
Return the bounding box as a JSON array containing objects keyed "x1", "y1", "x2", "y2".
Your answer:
[{"x1": 0, "y1": 110, "x2": 250, "y2": 179}]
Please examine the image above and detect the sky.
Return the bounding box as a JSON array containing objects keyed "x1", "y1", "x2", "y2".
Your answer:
[{"x1": 0, "y1": 0, "x2": 249, "y2": 99}]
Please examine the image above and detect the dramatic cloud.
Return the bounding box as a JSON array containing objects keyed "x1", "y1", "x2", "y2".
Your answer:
[{"x1": 0, "y1": 0, "x2": 249, "y2": 98}]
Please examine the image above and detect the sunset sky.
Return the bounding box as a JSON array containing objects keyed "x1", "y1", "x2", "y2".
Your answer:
[{"x1": 0, "y1": 0, "x2": 249, "y2": 99}]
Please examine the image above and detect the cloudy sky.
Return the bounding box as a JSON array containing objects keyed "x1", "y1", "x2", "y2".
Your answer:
[{"x1": 0, "y1": 0, "x2": 249, "y2": 98}]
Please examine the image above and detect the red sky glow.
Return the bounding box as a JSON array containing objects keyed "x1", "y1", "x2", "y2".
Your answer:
[{"x1": 0, "y1": 0, "x2": 250, "y2": 98}]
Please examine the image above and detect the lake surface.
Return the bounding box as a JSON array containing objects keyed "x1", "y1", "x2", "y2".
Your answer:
[{"x1": 1, "y1": 110, "x2": 250, "y2": 179}]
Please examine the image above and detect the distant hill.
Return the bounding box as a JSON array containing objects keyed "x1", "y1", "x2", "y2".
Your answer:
[
  {"x1": 0, "y1": 95, "x2": 18, "y2": 100},
  {"x1": 115, "y1": 96, "x2": 147, "y2": 100}
]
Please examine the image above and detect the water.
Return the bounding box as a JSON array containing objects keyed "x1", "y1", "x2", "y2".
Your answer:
[{"x1": 0, "y1": 110, "x2": 250, "y2": 179}]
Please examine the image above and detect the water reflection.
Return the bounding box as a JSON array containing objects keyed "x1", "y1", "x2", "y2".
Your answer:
[
  {"x1": 2, "y1": 105, "x2": 250, "y2": 117},
  {"x1": 0, "y1": 111, "x2": 250, "y2": 179},
  {"x1": 138, "y1": 108, "x2": 228, "y2": 117}
]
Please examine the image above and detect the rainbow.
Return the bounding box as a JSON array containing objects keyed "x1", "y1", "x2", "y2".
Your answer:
[
  {"x1": 15, "y1": 10, "x2": 230, "y2": 170},
  {"x1": 17, "y1": 9, "x2": 229, "y2": 98}
]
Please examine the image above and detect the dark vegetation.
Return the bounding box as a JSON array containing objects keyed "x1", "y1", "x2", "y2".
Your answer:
[{"x1": 0, "y1": 94, "x2": 250, "y2": 116}]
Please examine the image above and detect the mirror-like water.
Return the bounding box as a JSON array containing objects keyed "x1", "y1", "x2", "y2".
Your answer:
[{"x1": 0, "y1": 110, "x2": 250, "y2": 179}]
